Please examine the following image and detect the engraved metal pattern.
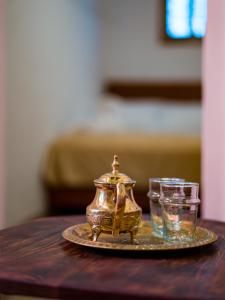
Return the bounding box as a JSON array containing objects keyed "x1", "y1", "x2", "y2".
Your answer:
[{"x1": 62, "y1": 221, "x2": 218, "y2": 251}]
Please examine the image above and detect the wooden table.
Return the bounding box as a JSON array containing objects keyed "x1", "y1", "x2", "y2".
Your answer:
[{"x1": 0, "y1": 215, "x2": 224, "y2": 300}]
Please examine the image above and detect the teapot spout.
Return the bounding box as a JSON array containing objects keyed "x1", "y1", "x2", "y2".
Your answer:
[{"x1": 112, "y1": 182, "x2": 127, "y2": 236}]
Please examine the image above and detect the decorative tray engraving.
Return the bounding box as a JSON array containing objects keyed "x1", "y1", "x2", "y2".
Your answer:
[{"x1": 62, "y1": 221, "x2": 217, "y2": 251}]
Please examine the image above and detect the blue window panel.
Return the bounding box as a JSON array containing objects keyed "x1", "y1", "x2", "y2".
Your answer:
[
  {"x1": 166, "y1": 0, "x2": 191, "y2": 39},
  {"x1": 166, "y1": 0, "x2": 207, "y2": 39},
  {"x1": 191, "y1": 0, "x2": 207, "y2": 38}
]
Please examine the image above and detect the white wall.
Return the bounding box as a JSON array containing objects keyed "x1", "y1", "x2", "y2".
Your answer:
[
  {"x1": 100, "y1": 0, "x2": 201, "y2": 80},
  {"x1": 6, "y1": 0, "x2": 100, "y2": 226}
]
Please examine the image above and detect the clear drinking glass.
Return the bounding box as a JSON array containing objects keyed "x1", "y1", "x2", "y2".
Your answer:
[
  {"x1": 148, "y1": 178, "x2": 185, "y2": 237},
  {"x1": 160, "y1": 182, "x2": 200, "y2": 243}
]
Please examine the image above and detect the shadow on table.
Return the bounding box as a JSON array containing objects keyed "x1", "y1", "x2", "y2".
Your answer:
[{"x1": 60, "y1": 239, "x2": 219, "y2": 260}]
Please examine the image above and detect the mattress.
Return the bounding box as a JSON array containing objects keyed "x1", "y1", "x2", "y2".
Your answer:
[{"x1": 43, "y1": 130, "x2": 201, "y2": 190}]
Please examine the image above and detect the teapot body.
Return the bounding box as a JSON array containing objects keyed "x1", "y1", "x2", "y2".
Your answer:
[{"x1": 86, "y1": 182, "x2": 142, "y2": 242}]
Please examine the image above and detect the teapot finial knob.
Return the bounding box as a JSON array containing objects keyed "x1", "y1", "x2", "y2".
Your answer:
[{"x1": 112, "y1": 155, "x2": 120, "y2": 175}]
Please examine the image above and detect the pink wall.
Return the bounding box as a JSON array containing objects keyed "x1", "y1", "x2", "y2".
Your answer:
[
  {"x1": 202, "y1": 0, "x2": 225, "y2": 221},
  {"x1": 0, "y1": 0, "x2": 5, "y2": 227}
]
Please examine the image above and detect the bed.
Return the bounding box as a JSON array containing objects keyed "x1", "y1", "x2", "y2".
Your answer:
[{"x1": 43, "y1": 81, "x2": 201, "y2": 214}]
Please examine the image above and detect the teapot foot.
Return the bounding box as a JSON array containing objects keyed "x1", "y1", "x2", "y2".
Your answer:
[
  {"x1": 129, "y1": 227, "x2": 139, "y2": 244},
  {"x1": 132, "y1": 239, "x2": 139, "y2": 245},
  {"x1": 90, "y1": 225, "x2": 101, "y2": 242}
]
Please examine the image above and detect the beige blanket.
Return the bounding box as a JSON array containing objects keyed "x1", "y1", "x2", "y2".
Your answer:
[{"x1": 43, "y1": 131, "x2": 200, "y2": 189}]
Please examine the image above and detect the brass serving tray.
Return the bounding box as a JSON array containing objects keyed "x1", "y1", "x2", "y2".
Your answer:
[{"x1": 62, "y1": 221, "x2": 217, "y2": 251}]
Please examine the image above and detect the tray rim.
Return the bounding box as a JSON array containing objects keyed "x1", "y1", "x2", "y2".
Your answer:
[{"x1": 62, "y1": 221, "x2": 218, "y2": 251}]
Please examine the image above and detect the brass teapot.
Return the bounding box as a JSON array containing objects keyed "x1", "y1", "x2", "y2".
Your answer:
[{"x1": 86, "y1": 155, "x2": 142, "y2": 242}]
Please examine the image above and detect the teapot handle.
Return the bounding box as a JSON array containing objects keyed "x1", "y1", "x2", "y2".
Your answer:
[{"x1": 112, "y1": 181, "x2": 127, "y2": 236}]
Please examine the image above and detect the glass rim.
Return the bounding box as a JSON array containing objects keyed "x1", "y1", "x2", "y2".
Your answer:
[
  {"x1": 149, "y1": 177, "x2": 185, "y2": 183},
  {"x1": 160, "y1": 182, "x2": 199, "y2": 188}
]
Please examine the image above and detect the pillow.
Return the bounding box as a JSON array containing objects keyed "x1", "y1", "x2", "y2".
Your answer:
[
  {"x1": 84, "y1": 94, "x2": 201, "y2": 135},
  {"x1": 156, "y1": 102, "x2": 201, "y2": 135}
]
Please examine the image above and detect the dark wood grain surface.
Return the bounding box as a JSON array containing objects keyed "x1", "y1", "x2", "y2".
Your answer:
[{"x1": 0, "y1": 215, "x2": 224, "y2": 300}]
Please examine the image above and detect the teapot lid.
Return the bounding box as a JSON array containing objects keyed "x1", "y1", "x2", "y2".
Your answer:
[{"x1": 94, "y1": 155, "x2": 135, "y2": 185}]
